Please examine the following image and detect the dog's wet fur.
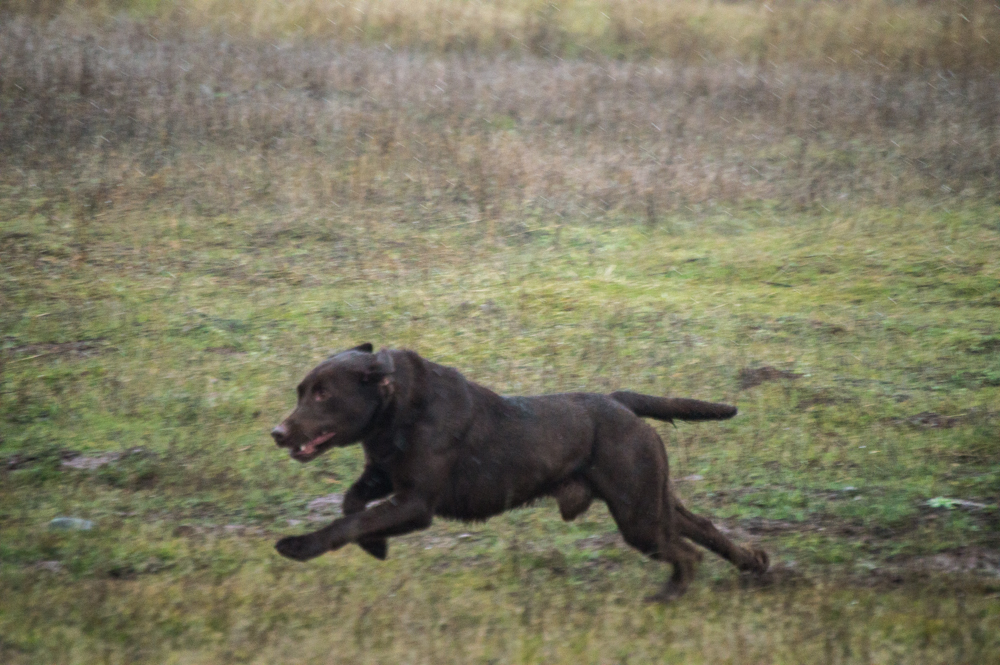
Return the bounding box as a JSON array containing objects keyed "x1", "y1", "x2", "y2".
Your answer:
[{"x1": 271, "y1": 344, "x2": 769, "y2": 600}]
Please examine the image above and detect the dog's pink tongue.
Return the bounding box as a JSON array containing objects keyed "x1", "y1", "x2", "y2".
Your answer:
[{"x1": 301, "y1": 432, "x2": 335, "y2": 456}]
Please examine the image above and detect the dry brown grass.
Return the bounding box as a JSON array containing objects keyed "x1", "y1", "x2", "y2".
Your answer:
[
  {"x1": 2, "y1": 10, "x2": 998, "y2": 231},
  {"x1": 10, "y1": 0, "x2": 1000, "y2": 73}
]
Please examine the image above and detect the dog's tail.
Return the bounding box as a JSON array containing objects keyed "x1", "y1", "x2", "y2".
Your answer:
[{"x1": 610, "y1": 391, "x2": 737, "y2": 423}]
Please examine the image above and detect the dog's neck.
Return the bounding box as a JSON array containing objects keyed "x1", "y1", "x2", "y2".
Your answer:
[{"x1": 361, "y1": 350, "x2": 427, "y2": 464}]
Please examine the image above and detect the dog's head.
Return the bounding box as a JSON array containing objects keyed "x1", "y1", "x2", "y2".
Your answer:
[{"x1": 271, "y1": 343, "x2": 395, "y2": 462}]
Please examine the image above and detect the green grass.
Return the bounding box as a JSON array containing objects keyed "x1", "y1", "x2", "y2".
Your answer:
[
  {"x1": 3, "y1": 6, "x2": 999, "y2": 659},
  {"x1": 2, "y1": 200, "x2": 999, "y2": 663}
]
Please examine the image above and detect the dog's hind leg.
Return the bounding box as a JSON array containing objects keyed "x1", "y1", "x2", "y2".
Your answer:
[
  {"x1": 607, "y1": 488, "x2": 701, "y2": 601},
  {"x1": 586, "y1": 431, "x2": 700, "y2": 600},
  {"x1": 649, "y1": 481, "x2": 702, "y2": 601},
  {"x1": 648, "y1": 538, "x2": 702, "y2": 602},
  {"x1": 674, "y1": 501, "x2": 769, "y2": 574}
]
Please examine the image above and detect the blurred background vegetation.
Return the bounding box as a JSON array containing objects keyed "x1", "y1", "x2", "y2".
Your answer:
[{"x1": 5, "y1": 0, "x2": 1000, "y2": 72}]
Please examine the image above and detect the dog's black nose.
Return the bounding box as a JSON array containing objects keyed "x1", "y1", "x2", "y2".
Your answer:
[{"x1": 271, "y1": 423, "x2": 288, "y2": 445}]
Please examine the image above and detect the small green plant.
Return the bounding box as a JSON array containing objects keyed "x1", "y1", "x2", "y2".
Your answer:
[{"x1": 927, "y1": 497, "x2": 959, "y2": 510}]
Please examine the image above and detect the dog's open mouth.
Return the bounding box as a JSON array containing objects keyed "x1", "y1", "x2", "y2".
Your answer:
[{"x1": 289, "y1": 431, "x2": 336, "y2": 461}]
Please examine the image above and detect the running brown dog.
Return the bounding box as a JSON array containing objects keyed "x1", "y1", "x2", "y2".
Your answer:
[{"x1": 271, "y1": 344, "x2": 769, "y2": 599}]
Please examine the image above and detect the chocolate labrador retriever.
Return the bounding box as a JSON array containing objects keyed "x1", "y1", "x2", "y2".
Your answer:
[{"x1": 271, "y1": 344, "x2": 768, "y2": 599}]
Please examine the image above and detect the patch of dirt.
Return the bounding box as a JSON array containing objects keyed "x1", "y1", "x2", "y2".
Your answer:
[
  {"x1": 809, "y1": 320, "x2": 848, "y2": 335},
  {"x1": 794, "y1": 389, "x2": 844, "y2": 409},
  {"x1": 901, "y1": 548, "x2": 1000, "y2": 577},
  {"x1": 306, "y1": 493, "x2": 345, "y2": 521},
  {"x1": 716, "y1": 516, "x2": 854, "y2": 541},
  {"x1": 715, "y1": 507, "x2": 874, "y2": 540},
  {"x1": 222, "y1": 524, "x2": 265, "y2": 536},
  {"x1": 172, "y1": 525, "x2": 199, "y2": 538},
  {"x1": 204, "y1": 346, "x2": 248, "y2": 355},
  {"x1": 573, "y1": 533, "x2": 626, "y2": 551},
  {"x1": 885, "y1": 407, "x2": 996, "y2": 430},
  {"x1": 851, "y1": 548, "x2": 1000, "y2": 589},
  {"x1": 102, "y1": 557, "x2": 173, "y2": 579},
  {"x1": 33, "y1": 561, "x2": 64, "y2": 573},
  {"x1": 171, "y1": 523, "x2": 265, "y2": 538},
  {"x1": 8, "y1": 339, "x2": 110, "y2": 359},
  {"x1": 720, "y1": 563, "x2": 813, "y2": 590},
  {"x1": 4, "y1": 449, "x2": 78, "y2": 470},
  {"x1": 306, "y1": 493, "x2": 344, "y2": 512},
  {"x1": 738, "y1": 366, "x2": 803, "y2": 390},
  {"x1": 730, "y1": 558, "x2": 1000, "y2": 593},
  {"x1": 301, "y1": 493, "x2": 393, "y2": 522},
  {"x1": 61, "y1": 448, "x2": 146, "y2": 470},
  {"x1": 891, "y1": 411, "x2": 964, "y2": 428},
  {"x1": 723, "y1": 517, "x2": 802, "y2": 536},
  {"x1": 414, "y1": 534, "x2": 470, "y2": 551},
  {"x1": 389, "y1": 526, "x2": 484, "y2": 556},
  {"x1": 61, "y1": 452, "x2": 119, "y2": 470},
  {"x1": 1, "y1": 231, "x2": 35, "y2": 243}
]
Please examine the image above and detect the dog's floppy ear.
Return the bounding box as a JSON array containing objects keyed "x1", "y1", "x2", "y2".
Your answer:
[
  {"x1": 361, "y1": 348, "x2": 395, "y2": 385},
  {"x1": 326, "y1": 342, "x2": 374, "y2": 361}
]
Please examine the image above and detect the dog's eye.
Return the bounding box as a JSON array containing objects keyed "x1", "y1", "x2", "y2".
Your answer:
[{"x1": 312, "y1": 386, "x2": 328, "y2": 401}]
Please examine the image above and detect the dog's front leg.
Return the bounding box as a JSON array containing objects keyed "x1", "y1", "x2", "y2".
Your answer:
[
  {"x1": 275, "y1": 494, "x2": 432, "y2": 562},
  {"x1": 343, "y1": 465, "x2": 393, "y2": 560}
]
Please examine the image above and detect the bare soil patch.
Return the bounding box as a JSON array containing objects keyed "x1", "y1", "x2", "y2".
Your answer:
[
  {"x1": 8, "y1": 339, "x2": 110, "y2": 359},
  {"x1": 794, "y1": 389, "x2": 844, "y2": 409},
  {"x1": 204, "y1": 346, "x2": 248, "y2": 356},
  {"x1": 891, "y1": 411, "x2": 965, "y2": 429},
  {"x1": 738, "y1": 366, "x2": 803, "y2": 390},
  {"x1": 901, "y1": 547, "x2": 1000, "y2": 577},
  {"x1": 4, "y1": 449, "x2": 77, "y2": 470},
  {"x1": 60, "y1": 448, "x2": 146, "y2": 470}
]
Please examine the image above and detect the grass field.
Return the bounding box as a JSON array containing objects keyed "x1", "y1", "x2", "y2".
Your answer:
[
  {"x1": 2, "y1": 3, "x2": 1000, "y2": 663},
  {"x1": 10, "y1": 0, "x2": 1000, "y2": 72}
]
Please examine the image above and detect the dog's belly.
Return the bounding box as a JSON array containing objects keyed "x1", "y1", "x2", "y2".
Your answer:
[
  {"x1": 434, "y1": 468, "x2": 564, "y2": 521},
  {"x1": 433, "y1": 395, "x2": 595, "y2": 521}
]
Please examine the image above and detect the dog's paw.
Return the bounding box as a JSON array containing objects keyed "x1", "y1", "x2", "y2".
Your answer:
[
  {"x1": 358, "y1": 538, "x2": 388, "y2": 560},
  {"x1": 275, "y1": 534, "x2": 328, "y2": 561},
  {"x1": 749, "y1": 547, "x2": 770, "y2": 574}
]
